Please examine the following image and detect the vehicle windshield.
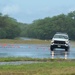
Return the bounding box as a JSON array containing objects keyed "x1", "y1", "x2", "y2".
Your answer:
[{"x1": 53, "y1": 34, "x2": 69, "y2": 39}]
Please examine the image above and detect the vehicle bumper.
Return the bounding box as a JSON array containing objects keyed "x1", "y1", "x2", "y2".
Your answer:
[{"x1": 50, "y1": 44, "x2": 70, "y2": 51}]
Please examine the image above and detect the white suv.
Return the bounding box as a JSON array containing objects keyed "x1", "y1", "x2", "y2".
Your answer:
[{"x1": 50, "y1": 33, "x2": 70, "y2": 51}]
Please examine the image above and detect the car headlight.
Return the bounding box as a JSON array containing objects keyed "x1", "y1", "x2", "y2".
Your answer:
[
  {"x1": 51, "y1": 40, "x2": 54, "y2": 43},
  {"x1": 65, "y1": 41, "x2": 69, "y2": 44}
]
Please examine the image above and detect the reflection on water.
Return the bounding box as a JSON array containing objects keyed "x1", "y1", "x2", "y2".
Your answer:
[
  {"x1": 54, "y1": 49, "x2": 66, "y2": 55},
  {"x1": 0, "y1": 44, "x2": 75, "y2": 59},
  {"x1": 51, "y1": 49, "x2": 70, "y2": 59}
]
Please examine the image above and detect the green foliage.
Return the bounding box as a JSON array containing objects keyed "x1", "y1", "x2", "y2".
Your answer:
[
  {"x1": 1, "y1": 11, "x2": 75, "y2": 40},
  {"x1": 0, "y1": 14, "x2": 21, "y2": 39},
  {"x1": 21, "y1": 11, "x2": 75, "y2": 40}
]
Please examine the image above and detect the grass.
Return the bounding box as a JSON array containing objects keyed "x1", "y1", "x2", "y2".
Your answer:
[
  {"x1": 0, "y1": 39, "x2": 75, "y2": 45},
  {"x1": 0, "y1": 39, "x2": 50, "y2": 44},
  {"x1": 0, "y1": 57, "x2": 70, "y2": 62},
  {"x1": 0, "y1": 57, "x2": 75, "y2": 75},
  {"x1": 0, "y1": 61, "x2": 75, "y2": 75},
  {"x1": 1, "y1": 57, "x2": 75, "y2": 62},
  {"x1": 0, "y1": 57, "x2": 46, "y2": 62},
  {"x1": 0, "y1": 39, "x2": 75, "y2": 46}
]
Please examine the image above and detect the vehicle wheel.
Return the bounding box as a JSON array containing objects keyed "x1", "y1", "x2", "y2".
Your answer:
[
  {"x1": 65, "y1": 48, "x2": 69, "y2": 52},
  {"x1": 50, "y1": 46, "x2": 54, "y2": 51}
]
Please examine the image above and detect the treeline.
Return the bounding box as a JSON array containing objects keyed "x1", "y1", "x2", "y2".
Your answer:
[
  {"x1": 0, "y1": 13, "x2": 21, "y2": 39},
  {"x1": 1, "y1": 11, "x2": 75, "y2": 40},
  {"x1": 21, "y1": 11, "x2": 75, "y2": 40}
]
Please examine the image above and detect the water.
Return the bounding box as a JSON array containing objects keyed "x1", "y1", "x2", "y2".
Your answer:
[{"x1": 0, "y1": 44, "x2": 75, "y2": 59}]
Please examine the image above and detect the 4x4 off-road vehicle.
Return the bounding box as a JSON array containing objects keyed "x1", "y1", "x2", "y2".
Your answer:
[{"x1": 50, "y1": 33, "x2": 70, "y2": 51}]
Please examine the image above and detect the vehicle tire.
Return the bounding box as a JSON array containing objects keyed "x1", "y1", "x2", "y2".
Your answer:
[
  {"x1": 50, "y1": 46, "x2": 54, "y2": 51},
  {"x1": 65, "y1": 48, "x2": 69, "y2": 52}
]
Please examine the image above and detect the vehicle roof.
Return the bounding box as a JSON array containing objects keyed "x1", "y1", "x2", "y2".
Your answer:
[
  {"x1": 55, "y1": 32, "x2": 68, "y2": 36},
  {"x1": 53, "y1": 33, "x2": 69, "y2": 39}
]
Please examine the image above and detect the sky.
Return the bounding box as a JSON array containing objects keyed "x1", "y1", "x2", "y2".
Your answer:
[{"x1": 0, "y1": 0, "x2": 75, "y2": 23}]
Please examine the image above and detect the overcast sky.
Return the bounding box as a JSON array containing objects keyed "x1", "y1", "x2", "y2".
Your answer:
[{"x1": 0, "y1": 0, "x2": 75, "y2": 23}]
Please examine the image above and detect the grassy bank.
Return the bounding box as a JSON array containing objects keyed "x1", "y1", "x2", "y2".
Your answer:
[
  {"x1": 0, "y1": 61, "x2": 75, "y2": 75},
  {"x1": 0, "y1": 39, "x2": 75, "y2": 47},
  {"x1": 0, "y1": 57, "x2": 75, "y2": 62},
  {"x1": 0, "y1": 39, "x2": 50, "y2": 44},
  {"x1": 0, "y1": 57, "x2": 75, "y2": 75}
]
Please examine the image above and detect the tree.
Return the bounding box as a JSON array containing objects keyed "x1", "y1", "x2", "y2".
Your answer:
[
  {"x1": 21, "y1": 11, "x2": 75, "y2": 40},
  {"x1": 0, "y1": 13, "x2": 21, "y2": 39}
]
